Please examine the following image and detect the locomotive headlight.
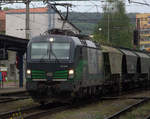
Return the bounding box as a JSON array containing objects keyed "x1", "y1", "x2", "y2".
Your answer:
[
  {"x1": 26, "y1": 69, "x2": 31, "y2": 78},
  {"x1": 27, "y1": 69, "x2": 31, "y2": 74},
  {"x1": 69, "y1": 69, "x2": 74, "y2": 75},
  {"x1": 49, "y1": 38, "x2": 54, "y2": 42},
  {"x1": 68, "y1": 69, "x2": 74, "y2": 79}
]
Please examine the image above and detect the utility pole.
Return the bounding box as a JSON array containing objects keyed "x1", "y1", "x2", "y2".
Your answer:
[
  {"x1": 47, "y1": 3, "x2": 53, "y2": 30},
  {"x1": 107, "y1": 1, "x2": 110, "y2": 43},
  {"x1": 47, "y1": 3, "x2": 72, "y2": 30},
  {"x1": 25, "y1": 0, "x2": 30, "y2": 40},
  {"x1": 108, "y1": 11, "x2": 110, "y2": 43}
]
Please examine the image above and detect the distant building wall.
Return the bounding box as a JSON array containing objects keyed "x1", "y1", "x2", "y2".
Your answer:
[
  {"x1": 136, "y1": 13, "x2": 150, "y2": 29},
  {"x1": 6, "y1": 9, "x2": 80, "y2": 39},
  {"x1": 0, "y1": 11, "x2": 5, "y2": 33},
  {"x1": 6, "y1": 14, "x2": 26, "y2": 38},
  {"x1": 136, "y1": 13, "x2": 150, "y2": 51},
  {"x1": 6, "y1": 13, "x2": 49, "y2": 39}
]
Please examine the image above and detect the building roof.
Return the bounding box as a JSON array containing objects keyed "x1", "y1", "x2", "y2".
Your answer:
[
  {"x1": 136, "y1": 13, "x2": 150, "y2": 16},
  {"x1": 0, "y1": 34, "x2": 28, "y2": 52},
  {"x1": 6, "y1": 7, "x2": 48, "y2": 14}
]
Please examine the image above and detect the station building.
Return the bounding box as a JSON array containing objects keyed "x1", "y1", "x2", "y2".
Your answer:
[{"x1": 136, "y1": 13, "x2": 150, "y2": 51}]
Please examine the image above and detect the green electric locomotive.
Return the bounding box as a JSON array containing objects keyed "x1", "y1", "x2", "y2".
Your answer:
[{"x1": 26, "y1": 29, "x2": 150, "y2": 104}]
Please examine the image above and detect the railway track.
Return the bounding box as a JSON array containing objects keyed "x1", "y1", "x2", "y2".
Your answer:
[
  {"x1": 0, "y1": 102, "x2": 70, "y2": 119},
  {"x1": 0, "y1": 104, "x2": 40, "y2": 119},
  {"x1": 0, "y1": 97, "x2": 99, "y2": 119},
  {"x1": 0, "y1": 90, "x2": 28, "y2": 97},
  {"x1": 100, "y1": 96, "x2": 150, "y2": 100},
  {"x1": 0, "y1": 95, "x2": 150, "y2": 119},
  {"x1": 23, "y1": 105, "x2": 69, "y2": 119},
  {"x1": 145, "y1": 115, "x2": 150, "y2": 119},
  {"x1": 0, "y1": 96, "x2": 30, "y2": 104},
  {"x1": 105, "y1": 98, "x2": 150, "y2": 119},
  {"x1": 23, "y1": 96, "x2": 150, "y2": 119},
  {"x1": 145, "y1": 114, "x2": 150, "y2": 119}
]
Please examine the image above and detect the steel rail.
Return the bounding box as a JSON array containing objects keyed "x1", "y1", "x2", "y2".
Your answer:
[
  {"x1": 105, "y1": 98, "x2": 149, "y2": 119},
  {"x1": 23, "y1": 98, "x2": 101, "y2": 119},
  {"x1": 145, "y1": 114, "x2": 150, "y2": 119},
  {"x1": 101, "y1": 97, "x2": 150, "y2": 100},
  {"x1": 20, "y1": 97, "x2": 150, "y2": 119},
  {"x1": 24, "y1": 105, "x2": 69, "y2": 119},
  {"x1": 0, "y1": 96, "x2": 30, "y2": 104},
  {"x1": 0, "y1": 91, "x2": 28, "y2": 97},
  {"x1": 0, "y1": 102, "x2": 69, "y2": 119},
  {"x1": 0, "y1": 105, "x2": 40, "y2": 119}
]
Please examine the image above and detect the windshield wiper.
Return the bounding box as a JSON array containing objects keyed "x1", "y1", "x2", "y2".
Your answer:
[
  {"x1": 39, "y1": 54, "x2": 47, "y2": 62},
  {"x1": 39, "y1": 49, "x2": 49, "y2": 62},
  {"x1": 50, "y1": 50, "x2": 60, "y2": 63}
]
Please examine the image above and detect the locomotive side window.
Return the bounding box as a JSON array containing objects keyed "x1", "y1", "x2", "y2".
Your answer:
[
  {"x1": 51, "y1": 43, "x2": 70, "y2": 60},
  {"x1": 31, "y1": 43, "x2": 49, "y2": 60}
]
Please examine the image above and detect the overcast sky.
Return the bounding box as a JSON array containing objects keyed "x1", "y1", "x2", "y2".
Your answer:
[{"x1": 1, "y1": 0, "x2": 150, "y2": 13}]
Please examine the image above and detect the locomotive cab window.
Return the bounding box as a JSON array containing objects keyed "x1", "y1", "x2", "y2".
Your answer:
[
  {"x1": 30, "y1": 42, "x2": 71, "y2": 60},
  {"x1": 51, "y1": 43, "x2": 70, "y2": 60},
  {"x1": 31, "y1": 43, "x2": 49, "y2": 60}
]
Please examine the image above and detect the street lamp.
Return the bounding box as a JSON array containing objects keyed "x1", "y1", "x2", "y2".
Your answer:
[{"x1": 98, "y1": 28, "x2": 102, "y2": 31}]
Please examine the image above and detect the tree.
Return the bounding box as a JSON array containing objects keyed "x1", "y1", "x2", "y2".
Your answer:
[
  {"x1": 3, "y1": 7, "x2": 14, "y2": 11},
  {"x1": 3, "y1": 7, "x2": 9, "y2": 11},
  {"x1": 93, "y1": 0, "x2": 133, "y2": 48}
]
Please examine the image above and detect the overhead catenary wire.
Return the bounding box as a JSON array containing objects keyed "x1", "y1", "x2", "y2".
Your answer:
[
  {"x1": 8, "y1": 10, "x2": 148, "y2": 24},
  {"x1": 1, "y1": 1, "x2": 150, "y2": 15},
  {"x1": 129, "y1": 0, "x2": 150, "y2": 6},
  {"x1": 4, "y1": 0, "x2": 147, "y2": 24},
  {"x1": 2, "y1": 1, "x2": 150, "y2": 31}
]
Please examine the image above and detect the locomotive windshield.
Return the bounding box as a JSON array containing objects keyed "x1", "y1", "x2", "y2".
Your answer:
[
  {"x1": 31, "y1": 43, "x2": 49, "y2": 60},
  {"x1": 51, "y1": 43, "x2": 70, "y2": 60},
  {"x1": 30, "y1": 42, "x2": 71, "y2": 60}
]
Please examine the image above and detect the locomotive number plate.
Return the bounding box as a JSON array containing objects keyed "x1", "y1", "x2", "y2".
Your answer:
[
  {"x1": 53, "y1": 79, "x2": 67, "y2": 81},
  {"x1": 32, "y1": 79, "x2": 47, "y2": 81},
  {"x1": 47, "y1": 72, "x2": 53, "y2": 76}
]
